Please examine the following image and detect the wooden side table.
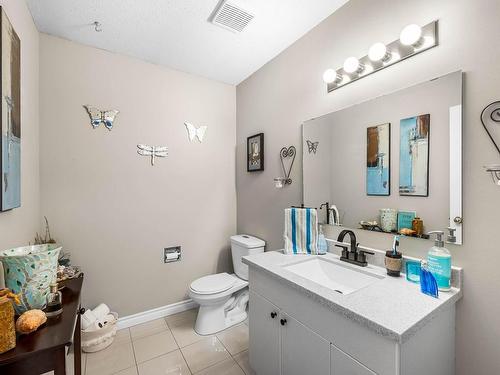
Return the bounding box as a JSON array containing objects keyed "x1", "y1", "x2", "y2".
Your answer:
[{"x1": 0, "y1": 275, "x2": 84, "y2": 375}]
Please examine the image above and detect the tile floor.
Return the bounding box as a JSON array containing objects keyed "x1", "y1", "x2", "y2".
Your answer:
[{"x1": 49, "y1": 308, "x2": 255, "y2": 375}]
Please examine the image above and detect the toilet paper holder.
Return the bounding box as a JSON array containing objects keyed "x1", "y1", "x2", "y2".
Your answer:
[{"x1": 164, "y1": 247, "x2": 181, "y2": 263}]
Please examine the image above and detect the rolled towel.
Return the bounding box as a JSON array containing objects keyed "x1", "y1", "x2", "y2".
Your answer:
[
  {"x1": 81, "y1": 309, "x2": 98, "y2": 331},
  {"x1": 93, "y1": 303, "x2": 110, "y2": 321}
]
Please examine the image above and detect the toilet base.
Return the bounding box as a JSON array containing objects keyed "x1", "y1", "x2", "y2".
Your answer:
[{"x1": 194, "y1": 289, "x2": 249, "y2": 335}]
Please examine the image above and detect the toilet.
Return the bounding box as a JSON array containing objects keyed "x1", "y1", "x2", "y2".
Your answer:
[{"x1": 189, "y1": 234, "x2": 265, "y2": 335}]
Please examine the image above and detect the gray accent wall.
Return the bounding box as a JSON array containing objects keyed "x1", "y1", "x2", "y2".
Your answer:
[
  {"x1": 236, "y1": 0, "x2": 500, "y2": 373},
  {"x1": 39, "y1": 34, "x2": 237, "y2": 315}
]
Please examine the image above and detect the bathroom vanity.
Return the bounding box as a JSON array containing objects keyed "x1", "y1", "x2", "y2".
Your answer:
[{"x1": 244, "y1": 251, "x2": 462, "y2": 375}]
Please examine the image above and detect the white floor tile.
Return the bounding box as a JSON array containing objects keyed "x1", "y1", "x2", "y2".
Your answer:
[
  {"x1": 216, "y1": 324, "x2": 249, "y2": 355},
  {"x1": 138, "y1": 350, "x2": 191, "y2": 375},
  {"x1": 130, "y1": 319, "x2": 168, "y2": 340},
  {"x1": 165, "y1": 309, "x2": 198, "y2": 328},
  {"x1": 194, "y1": 357, "x2": 245, "y2": 375},
  {"x1": 85, "y1": 341, "x2": 135, "y2": 375},
  {"x1": 170, "y1": 317, "x2": 211, "y2": 348},
  {"x1": 114, "y1": 328, "x2": 132, "y2": 345},
  {"x1": 181, "y1": 337, "x2": 230, "y2": 374},
  {"x1": 233, "y1": 350, "x2": 255, "y2": 375},
  {"x1": 133, "y1": 330, "x2": 178, "y2": 363},
  {"x1": 115, "y1": 366, "x2": 138, "y2": 375}
]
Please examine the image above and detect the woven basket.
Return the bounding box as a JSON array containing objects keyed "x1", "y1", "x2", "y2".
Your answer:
[{"x1": 81, "y1": 312, "x2": 118, "y2": 353}]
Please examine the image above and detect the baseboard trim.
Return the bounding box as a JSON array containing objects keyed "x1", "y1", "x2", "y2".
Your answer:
[{"x1": 117, "y1": 299, "x2": 197, "y2": 330}]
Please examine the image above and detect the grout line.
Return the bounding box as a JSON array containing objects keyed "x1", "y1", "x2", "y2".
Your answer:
[{"x1": 165, "y1": 324, "x2": 193, "y2": 375}]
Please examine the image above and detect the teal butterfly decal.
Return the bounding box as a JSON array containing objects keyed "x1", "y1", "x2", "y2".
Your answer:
[{"x1": 83, "y1": 105, "x2": 119, "y2": 131}]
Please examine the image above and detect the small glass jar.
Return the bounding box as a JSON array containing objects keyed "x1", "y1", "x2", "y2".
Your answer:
[
  {"x1": 380, "y1": 208, "x2": 397, "y2": 232},
  {"x1": 45, "y1": 283, "x2": 63, "y2": 318}
]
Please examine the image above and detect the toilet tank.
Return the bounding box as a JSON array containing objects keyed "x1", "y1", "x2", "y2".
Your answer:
[{"x1": 231, "y1": 234, "x2": 265, "y2": 280}]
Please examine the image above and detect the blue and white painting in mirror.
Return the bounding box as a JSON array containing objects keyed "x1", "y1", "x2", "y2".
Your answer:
[
  {"x1": 1, "y1": 8, "x2": 21, "y2": 211},
  {"x1": 366, "y1": 123, "x2": 390, "y2": 196},
  {"x1": 399, "y1": 114, "x2": 430, "y2": 197}
]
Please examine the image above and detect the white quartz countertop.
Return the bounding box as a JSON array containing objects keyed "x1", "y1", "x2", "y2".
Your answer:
[{"x1": 243, "y1": 250, "x2": 463, "y2": 343}]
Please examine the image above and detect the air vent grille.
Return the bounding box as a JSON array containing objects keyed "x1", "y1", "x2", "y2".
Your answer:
[{"x1": 211, "y1": 1, "x2": 254, "y2": 33}]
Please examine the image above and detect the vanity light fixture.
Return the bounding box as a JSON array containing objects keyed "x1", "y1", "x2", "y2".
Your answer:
[
  {"x1": 400, "y1": 24, "x2": 423, "y2": 47},
  {"x1": 324, "y1": 20, "x2": 438, "y2": 92},
  {"x1": 368, "y1": 42, "x2": 391, "y2": 62},
  {"x1": 322, "y1": 69, "x2": 342, "y2": 84},
  {"x1": 343, "y1": 57, "x2": 364, "y2": 74}
]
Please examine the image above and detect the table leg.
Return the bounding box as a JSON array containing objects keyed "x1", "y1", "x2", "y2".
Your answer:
[
  {"x1": 54, "y1": 347, "x2": 66, "y2": 375},
  {"x1": 74, "y1": 309, "x2": 82, "y2": 375}
]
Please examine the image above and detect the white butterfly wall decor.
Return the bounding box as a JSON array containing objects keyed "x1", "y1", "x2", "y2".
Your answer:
[
  {"x1": 306, "y1": 140, "x2": 319, "y2": 154},
  {"x1": 137, "y1": 144, "x2": 168, "y2": 166},
  {"x1": 83, "y1": 105, "x2": 119, "y2": 131},
  {"x1": 184, "y1": 122, "x2": 207, "y2": 143}
]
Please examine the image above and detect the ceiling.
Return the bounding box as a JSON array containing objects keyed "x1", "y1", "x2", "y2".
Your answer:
[{"x1": 26, "y1": 0, "x2": 348, "y2": 85}]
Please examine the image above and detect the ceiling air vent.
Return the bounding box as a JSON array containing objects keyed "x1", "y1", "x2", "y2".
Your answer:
[{"x1": 210, "y1": 1, "x2": 254, "y2": 33}]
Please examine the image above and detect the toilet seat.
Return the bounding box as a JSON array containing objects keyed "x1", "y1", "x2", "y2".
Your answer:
[{"x1": 190, "y1": 273, "x2": 236, "y2": 295}]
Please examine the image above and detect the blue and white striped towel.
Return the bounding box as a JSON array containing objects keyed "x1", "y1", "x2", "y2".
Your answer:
[{"x1": 284, "y1": 208, "x2": 318, "y2": 254}]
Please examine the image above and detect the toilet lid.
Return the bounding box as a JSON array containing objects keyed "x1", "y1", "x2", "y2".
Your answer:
[{"x1": 190, "y1": 273, "x2": 236, "y2": 295}]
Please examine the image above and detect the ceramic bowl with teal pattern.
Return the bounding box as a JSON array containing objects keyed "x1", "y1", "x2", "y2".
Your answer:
[{"x1": 0, "y1": 244, "x2": 61, "y2": 314}]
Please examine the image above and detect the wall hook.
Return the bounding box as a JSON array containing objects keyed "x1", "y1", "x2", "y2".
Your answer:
[
  {"x1": 93, "y1": 21, "x2": 102, "y2": 32},
  {"x1": 481, "y1": 101, "x2": 500, "y2": 186}
]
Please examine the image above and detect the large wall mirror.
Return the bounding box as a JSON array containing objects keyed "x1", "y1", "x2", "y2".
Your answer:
[{"x1": 303, "y1": 71, "x2": 463, "y2": 244}]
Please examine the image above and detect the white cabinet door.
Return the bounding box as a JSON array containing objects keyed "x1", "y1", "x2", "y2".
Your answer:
[
  {"x1": 331, "y1": 344, "x2": 376, "y2": 375},
  {"x1": 249, "y1": 291, "x2": 280, "y2": 375},
  {"x1": 281, "y1": 314, "x2": 330, "y2": 375}
]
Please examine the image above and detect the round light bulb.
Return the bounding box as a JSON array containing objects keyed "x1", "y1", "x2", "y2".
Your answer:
[
  {"x1": 343, "y1": 57, "x2": 362, "y2": 74},
  {"x1": 368, "y1": 42, "x2": 390, "y2": 62},
  {"x1": 400, "y1": 24, "x2": 422, "y2": 46},
  {"x1": 322, "y1": 69, "x2": 337, "y2": 84}
]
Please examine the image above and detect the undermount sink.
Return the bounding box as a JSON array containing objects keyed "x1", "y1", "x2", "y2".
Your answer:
[{"x1": 282, "y1": 257, "x2": 384, "y2": 295}]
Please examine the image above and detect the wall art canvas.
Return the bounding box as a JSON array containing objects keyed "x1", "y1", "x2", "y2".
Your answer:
[
  {"x1": 399, "y1": 114, "x2": 430, "y2": 196},
  {"x1": 366, "y1": 123, "x2": 390, "y2": 196},
  {"x1": 1, "y1": 8, "x2": 21, "y2": 211},
  {"x1": 247, "y1": 133, "x2": 264, "y2": 172}
]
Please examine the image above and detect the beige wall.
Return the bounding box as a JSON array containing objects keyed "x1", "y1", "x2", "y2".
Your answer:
[
  {"x1": 39, "y1": 34, "x2": 237, "y2": 315},
  {"x1": 236, "y1": 0, "x2": 500, "y2": 373},
  {"x1": 0, "y1": 0, "x2": 39, "y2": 249}
]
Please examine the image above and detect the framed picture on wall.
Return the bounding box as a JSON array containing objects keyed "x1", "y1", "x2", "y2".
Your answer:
[
  {"x1": 0, "y1": 7, "x2": 21, "y2": 211},
  {"x1": 366, "y1": 123, "x2": 390, "y2": 196},
  {"x1": 247, "y1": 133, "x2": 264, "y2": 172},
  {"x1": 399, "y1": 114, "x2": 430, "y2": 197}
]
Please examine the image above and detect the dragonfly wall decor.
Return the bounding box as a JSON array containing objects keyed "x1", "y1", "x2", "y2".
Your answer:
[{"x1": 137, "y1": 144, "x2": 168, "y2": 166}]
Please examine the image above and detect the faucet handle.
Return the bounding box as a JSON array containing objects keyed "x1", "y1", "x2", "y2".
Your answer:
[
  {"x1": 335, "y1": 244, "x2": 349, "y2": 259},
  {"x1": 357, "y1": 249, "x2": 375, "y2": 264}
]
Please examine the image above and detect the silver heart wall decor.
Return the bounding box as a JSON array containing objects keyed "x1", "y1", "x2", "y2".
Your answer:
[
  {"x1": 280, "y1": 146, "x2": 296, "y2": 185},
  {"x1": 481, "y1": 101, "x2": 500, "y2": 156}
]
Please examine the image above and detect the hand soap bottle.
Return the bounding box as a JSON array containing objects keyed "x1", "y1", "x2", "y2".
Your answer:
[
  {"x1": 317, "y1": 225, "x2": 328, "y2": 255},
  {"x1": 427, "y1": 231, "x2": 451, "y2": 291}
]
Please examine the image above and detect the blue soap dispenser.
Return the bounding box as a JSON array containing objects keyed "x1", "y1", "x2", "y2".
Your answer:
[
  {"x1": 317, "y1": 225, "x2": 328, "y2": 255},
  {"x1": 427, "y1": 231, "x2": 452, "y2": 291}
]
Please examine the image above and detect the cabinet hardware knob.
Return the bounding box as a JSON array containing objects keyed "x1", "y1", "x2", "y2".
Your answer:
[
  {"x1": 280, "y1": 318, "x2": 287, "y2": 326},
  {"x1": 270, "y1": 312, "x2": 277, "y2": 319},
  {"x1": 454, "y1": 216, "x2": 463, "y2": 224}
]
